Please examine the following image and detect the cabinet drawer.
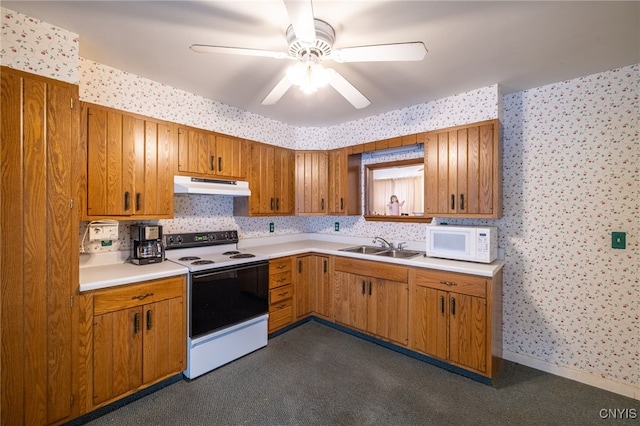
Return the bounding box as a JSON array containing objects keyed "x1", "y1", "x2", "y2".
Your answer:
[
  {"x1": 269, "y1": 271, "x2": 292, "y2": 289},
  {"x1": 413, "y1": 269, "x2": 486, "y2": 298},
  {"x1": 334, "y1": 257, "x2": 408, "y2": 282},
  {"x1": 269, "y1": 257, "x2": 293, "y2": 274},
  {"x1": 93, "y1": 276, "x2": 185, "y2": 315},
  {"x1": 269, "y1": 301, "x2": 293, "y2": 331},
  {"x1": 270, "y1": 284, "x2": 293, "y2": 304}
]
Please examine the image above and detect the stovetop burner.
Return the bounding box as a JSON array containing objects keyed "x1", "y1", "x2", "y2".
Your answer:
[
  {"x1": 179, "y1": 256, "x2": 201, "y2": 261},
  {"x1": 192, "y1": 260, "x2": 215, "y2": 265},
  {"x1": 230, "y1": 253, "x2": 255, "y2": 259},
  {"x1": 222, "y1": 251, "x2": 240, "y2": 255}
]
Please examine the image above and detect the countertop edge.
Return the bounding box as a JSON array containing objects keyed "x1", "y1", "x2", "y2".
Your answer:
[{"x1": 79, "y1": 240, "x2": 504, "y2": 291}]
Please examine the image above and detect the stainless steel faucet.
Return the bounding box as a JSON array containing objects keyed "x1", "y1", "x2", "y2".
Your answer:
[{"x1": 372, "y1": 236, "x2": 393, "y2": 249}]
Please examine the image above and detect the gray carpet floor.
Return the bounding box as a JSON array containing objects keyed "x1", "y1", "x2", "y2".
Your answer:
[{"x1": 84, "y1": 321, "x2": 639, "y2": 425}]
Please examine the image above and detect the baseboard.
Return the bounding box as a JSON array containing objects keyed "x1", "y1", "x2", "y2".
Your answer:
[{"x1": 503, "y1": 350, "x2": 639, "y2": 401}]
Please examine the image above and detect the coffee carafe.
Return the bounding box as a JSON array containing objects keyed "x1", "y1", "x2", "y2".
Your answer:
[{"x1": 131, "y1": 224, "x2": 164, "y2": 265}]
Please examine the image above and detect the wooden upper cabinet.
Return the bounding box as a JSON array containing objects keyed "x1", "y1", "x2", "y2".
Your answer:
[
  {"x1": 234, "y1": 142, "x2": 294, "y2": 216},
  {"x1": 424, "y1": 119, "x2": 502, "y2": 218},
  {"x1": 328, "y1": 148, "x2": 362, "y2": 215},
  {"x1": 177, "y1": 127, "x2": 247, "y2": 180},
  {"x1": 83, "y1": 103, "x2": 174, "y2": 219},
  {"x1": 296, "y1": 151, "x2": 328, "y2": 215}
]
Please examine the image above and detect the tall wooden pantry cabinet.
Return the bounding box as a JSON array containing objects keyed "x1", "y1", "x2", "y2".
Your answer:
[{"x1": 1, "y1": 67, "x2": 80, "y2": 425}]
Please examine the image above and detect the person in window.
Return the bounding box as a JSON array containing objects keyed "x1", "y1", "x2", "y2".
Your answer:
[{"x1": 386, "y1": 195, "x2": 405, "y2": 216}]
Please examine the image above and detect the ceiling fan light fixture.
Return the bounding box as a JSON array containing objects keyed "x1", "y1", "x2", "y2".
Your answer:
[{"x1": 286, "y1": 61, "x2": 331, "y2": 95}]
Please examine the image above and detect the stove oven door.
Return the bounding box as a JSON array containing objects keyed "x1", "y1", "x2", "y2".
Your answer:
[{"x1": 190, "y1": 261, "x2": 269, "y2": 339}]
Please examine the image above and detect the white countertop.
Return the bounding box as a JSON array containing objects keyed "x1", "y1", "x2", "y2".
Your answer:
[
  {"x1": 241, "y1": 234, "x2": 504, "y2": 278},
  {"x1": 79, "y1": 233, "x2": 504, "y2": 292},
  {"x1": 79, "y1": 251, "x2": 188, "y2": 292}
]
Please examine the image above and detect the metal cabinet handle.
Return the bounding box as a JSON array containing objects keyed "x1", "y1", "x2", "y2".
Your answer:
[
  {"x1": 368, "y1": 281, "x2": 372, "y2": 296},
  {"x1": 451, "y1": 297, "x2": 456, "y2": 316},
  {"x1": 124, "y1": 191, "x2": 130, "y2": 211},
  {"x1": 135, "y1": 192, "x2": 141, "y2": 211},
  {"x1": 323, "y1": 260, "x2": 327, "y2": 273},
  {"x1": 133, "y1": 313, "x2": 140, "y2": 334},
  {"x1": 131, "y1": 292, "x2": 154, "y2": 300},
  {"x1": 276, "y1": 198, "x2": 280, "y2": 211},
  {"x1": 270, "y1": 197, "x2": 275, "y2": 210},
  {"x1": 218, "y1": 156, "x2": 222, "y2": 172},
  {"x1": 439, "y1": 281, "x2": 457, "y2": 287},
  {"x1": 298, "y1": 260, "x2": 302, "y2": 273},
  {"x1": 276, "y1": 264, "x2": 286, "y2": 269},
  {"x1": 361, "y1": 280, "x2": 365, "y2": 295},
  {"x1": 210, "y1": 155, "x2": 215, "y2": 171},
  {"x1": 340, "y1": 198, "x2": 344, "y2": 210},
  {"x1": 321, "y1": 198, "x2": 325, "y2": 210},
  {"x1": 451, "y1": 194, "x2": 455, "y2": 210},
  {"x1": 440, "y1": 295, "x2": 445, "y2": 314},
  {"x1": 146, "y1": 309, "x2": 152, "y2": 331},
  {"x1": 460, "y1": 193, "x2": 465, "y2": 210}
]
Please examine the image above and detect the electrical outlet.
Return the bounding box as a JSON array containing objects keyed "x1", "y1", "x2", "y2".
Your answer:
[
  {"x1": 269, "y1": 222, "x2": 274, "y2": 233},
  {"x1": 612, "y1": 232, "x2": 626, "y2": 249},
  {"x1": 334, "y1": 222, "x2": 340, "y2": 232}
]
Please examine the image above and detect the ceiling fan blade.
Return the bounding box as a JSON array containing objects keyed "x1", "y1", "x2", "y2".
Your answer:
[
  {"x1": 331, "y1": 42, "x2": 427, "y2": 63},
  {"x1": 328, "y1": 70, "x2": 370, "y2": 109},
  {"x1": 262, "y1": 75, "x2": 293, "y2": 105},
  {"x1": 190, "y1": 44, "x2": 289, "y2": 59},
  {"x1": 283, "y1": 0, "x2": 316, "y2": 45}
]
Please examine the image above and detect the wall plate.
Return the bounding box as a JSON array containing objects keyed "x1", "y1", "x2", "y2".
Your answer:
[{"x1": 611, "y1": 232, "x2": 626, "y2": 249}]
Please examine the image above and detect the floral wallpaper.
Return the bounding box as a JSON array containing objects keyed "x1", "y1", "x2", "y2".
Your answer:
[
  {"x1": 3, "y1": 6, "x2": 638, "y2": 398},
  {"x1": 0, "y1": 7, "x2": 78, "y2": 83}
]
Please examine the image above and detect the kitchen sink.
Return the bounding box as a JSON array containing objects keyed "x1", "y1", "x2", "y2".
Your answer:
[
  {"x1": 339, "y1": 245, "x2": 424, "y2": 259},
  {"x1": 375, "y1": 249, "x2": 424, "y2": 259},
  {"x1": 339, "y1": 245, "x2": 389, "y2": 255}
]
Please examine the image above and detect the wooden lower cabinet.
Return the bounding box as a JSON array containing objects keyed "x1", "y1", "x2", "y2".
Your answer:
[
  {"x1": 89, "y1": 276, "x2": 186, "y2": 407},
  {"x1": 410, "y1": 268, "x2": 502, "y2": 378},
  {"x1": 333, "y1": 257, "x2": 409, "y2": 346},
  {"x1": 295, "y1": 254, "x2": 331, "y2": 320},
  {"x1": 268, "y1": 257, "x2": 295, "y2": 333}
]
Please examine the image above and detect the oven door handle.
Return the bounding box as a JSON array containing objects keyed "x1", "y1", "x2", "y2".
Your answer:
[{"x1": 192, "y1": 261, "x2": 268, "y2": 280}]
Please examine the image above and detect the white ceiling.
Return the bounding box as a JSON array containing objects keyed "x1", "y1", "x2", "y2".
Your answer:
[{"x1": 4, "y1": 1, "x2": 639, "y2": 127}]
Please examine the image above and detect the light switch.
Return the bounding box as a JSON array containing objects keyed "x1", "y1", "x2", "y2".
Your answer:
[{"x1": 612, "y1": 232, "x2": 626, "y2": 249}]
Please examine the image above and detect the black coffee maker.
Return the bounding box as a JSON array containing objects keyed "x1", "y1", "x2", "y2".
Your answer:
[{"x1": 131, "y1": 225, "x2": 164, "y2": 265}]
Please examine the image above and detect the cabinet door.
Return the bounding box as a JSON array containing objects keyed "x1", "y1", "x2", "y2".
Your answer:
[
  {"x1": 87, "y1": 107, "x2": 135, "y2": 216},
  {"x1": 295, "y1": 255, "x2": 311, "y2": 318},
  {"x1": 214, "y1": 135, "x2": 246, "y2": 179},
  {"x1": 448, "y1": 292, "x2": 487, "y2": 372},
  {"x1": 252, "y1": 143, "x2": 275, "y2": 214},
  {"x1": 334, "y1": 271, "x2": 368, "y2": 331},
  {"x1": 412, "y1": 286, "x2": 448, "y2": 360},
  {"x1": 1, "y1": 70, "x2": 77, "y2": 424},
  {"x1": 424, "y1": 120, "x2": 498, "y2": 217},
  {"x1": 310, "y1": 255, "x2": 331, "y2": 318},
  {"x1": 274, "y1": 147, "x2": 295, "y2": 215},
  {"x1": 135, "y1": 121, "x2": 174, "y2": 216},
  {"x1": 369, "y1": 278, "x2": 409, "y2": 345},
  {"x1": 92, "y1": 307, "x2": 143, "y2": 405},
  {"x1": 295, "y1": 151, "x2": 328, "y2": 215},
  {"x1": 177, "y1": 127, "x2": 215, "y2": 175},
  {"x1": 142, "y1": 297, "x2": 185, "y2": 384},
  {"x1": 328, "y1": 148, "x2": 347, "y2": 214}
]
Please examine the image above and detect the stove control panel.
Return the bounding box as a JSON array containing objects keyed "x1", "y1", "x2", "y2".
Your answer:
[{"x1": 164, "y1": 230, "x2": 239, "y2": 249}]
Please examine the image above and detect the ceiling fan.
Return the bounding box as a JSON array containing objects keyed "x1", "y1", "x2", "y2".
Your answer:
[{"x1": 190, "y1": 0, "x2": 427, "y2": 109}]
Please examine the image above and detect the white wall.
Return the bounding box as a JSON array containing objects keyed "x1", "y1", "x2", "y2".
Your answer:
[{"x1": 2, "y1": 6, "x2": 638, "y2": 399}]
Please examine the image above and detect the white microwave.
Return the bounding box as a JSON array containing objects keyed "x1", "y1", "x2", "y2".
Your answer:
[{"x1": 426, "y1": 225, "x2": 498, "y2": 263}]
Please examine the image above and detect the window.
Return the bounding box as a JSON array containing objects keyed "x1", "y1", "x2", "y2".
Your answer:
[{"x1": 364, "y1": 159, "x2": 429, "y2": 222}]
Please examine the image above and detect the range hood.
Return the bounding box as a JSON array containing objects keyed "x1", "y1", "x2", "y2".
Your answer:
[{"x1": 174, "y1": 176, "x2": 251, "y2": 196}]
